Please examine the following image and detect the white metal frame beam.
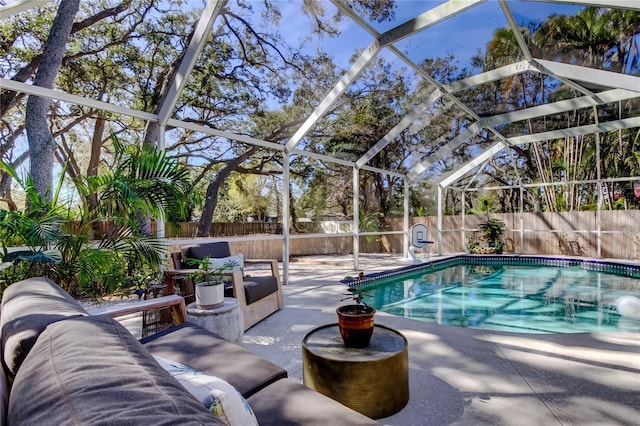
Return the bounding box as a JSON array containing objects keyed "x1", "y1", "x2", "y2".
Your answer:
[
  {"x1": 0, "y1": 78, "x2": 158, "y2": 122},
  {"x1": 356, "y1": 89, "x2": 444, "y2": 168},
  {"x1": 498, "y1": 0, "x2": 532, "y2": 61},
  {"x1": 377, "y1": 0, "x2": 486, "y2": 46},
  {"x1": 2, "y1": 78, "x2": 420, "y2": 173},
  {"x1": 408, "y1": 59, "x2": 640, "y2": 182},
  {"x1": 444, "y1": 60, "x2": 534, "y2": 93},
  {"x1": 408, "y1": 123, "x2": 483, "y2": 181},
  {"x1": 284, "y1": 41, "x2": 381, "y2": 151},
  {"x1": 157, "y1": 0, "x2": 226, "y2": 127},
  {"x1": 440, "y1": 116, "x2": 640, "y2": 187},
  {"x1": 440, "y1": 142, "x2": 506, "y2": 187},
  {"x1": 533, "y1": 59, "x2": 640, "y2": 93},
  {"x1": 0, "y1": 0, "x2": 53, "y2": 18},
  {"x1": 0, "y1": 79, "x2": 290, "y2": 153},
  {"x1": 481, "y1": 88, "x2": 640, "y2": 127},
  {"x1": 166, "y1": 118, "x2": 283, "y2": 151}
]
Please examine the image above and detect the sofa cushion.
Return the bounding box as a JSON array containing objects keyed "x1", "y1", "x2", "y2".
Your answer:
[
  {"x1": 242, "y1": 276, "x2": 279, "y2": 304},
  {"x1": 247, "y1": 378, "x2": 380, "y2": 425},
  {"x1": 187, "y1": 242, "x2": 231, "y2": 261},
  {"x1": 8, "y1": 315, "x2": 225, "y2": 426},
  {"x1": 141, "y1": 323, "x2": 286, "y2": 398},
  {"x1": 0, "y1": 277, "x2": 88, "y2": 377}
]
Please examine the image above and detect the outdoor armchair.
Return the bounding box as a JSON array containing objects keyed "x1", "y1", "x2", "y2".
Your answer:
[{"x1": 169, "y1": 242, "x2": 284, "y2": 330}]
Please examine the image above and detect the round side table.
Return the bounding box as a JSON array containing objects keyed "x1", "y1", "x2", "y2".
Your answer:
[
  {"x1": 187, "y1": 298, "x2": 243, "y2": 343},
  {"x1": 302, "y1": 323, "x2": 409, "y2": 419}
]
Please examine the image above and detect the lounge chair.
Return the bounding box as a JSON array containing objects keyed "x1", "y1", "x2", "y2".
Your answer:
[{"x1": 169, "y1": 242, "x2": 284, "y2": 330}]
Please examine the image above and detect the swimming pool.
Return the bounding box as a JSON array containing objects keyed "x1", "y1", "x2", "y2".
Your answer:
[{"x1": 348, "y1": 256, "x2": 640, "y2": 334}]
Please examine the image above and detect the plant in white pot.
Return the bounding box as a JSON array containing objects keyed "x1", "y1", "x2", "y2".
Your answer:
[{"x1": 188, "y1": 256, "x2": 238, "y2": 309}]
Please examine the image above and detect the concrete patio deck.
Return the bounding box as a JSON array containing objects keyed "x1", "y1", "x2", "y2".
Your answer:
[{"x1": 241, "y1": 254, "x2": 640, "y2": 426}]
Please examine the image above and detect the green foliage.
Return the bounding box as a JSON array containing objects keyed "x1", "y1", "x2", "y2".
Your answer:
[
  {"x1": 341, "y1": 286, "x2": 369, "y2": 307},
  {"x1": 468, "y1": 219, "x2": 506, "y2": 254},
  {"x1": 0, "y1": 133, "x2": 192, "y2": 297},
  {"x1": 479, "y1": 219, "x2": 505, "y2": 243},
  {"x1": 227, "y1": 175, "x2": 273, "y2": 221},
  {"x1": 358, "y1": 209, "x2": 381, "y2": 244},
  {"x1": 187, "y1": 256, "x2": 236, "y2": 285},
  {"x1": 414, "y1": 206, "x2": 427, "y2": 217}
]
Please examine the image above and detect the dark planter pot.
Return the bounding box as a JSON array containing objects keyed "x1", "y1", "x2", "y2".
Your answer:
[{"x1": 336, "y1": 304, "x2": 376, "y2": 348}]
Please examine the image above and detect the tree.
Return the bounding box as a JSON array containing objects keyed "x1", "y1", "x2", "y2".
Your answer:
[
  {"x1": 463, "y1": 7, "x2": 640, "y2": 214},
  {"x1": 25, "y1": 0, "x2": 80, "y2": 198},
  {"x1": 535, "y1": 7, "x2": 640, "y2": 74},
  {"x1": 3, "y1": 0, "x2": 400, "y2": 235}
]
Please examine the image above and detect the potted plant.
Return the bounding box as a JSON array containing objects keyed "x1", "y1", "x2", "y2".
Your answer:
[
  {"x1": 188, "y1": 256, "x2": 236, "y2": 309},
  {"x1": 480, "y1": 218, "x2": 505, "y2": 254},
  {"x1": 337, "y1": 276, "x2": 376, "y2": 348},
  {"x1": 468, "y1": 219, "x2": 506, "y2": 254}
]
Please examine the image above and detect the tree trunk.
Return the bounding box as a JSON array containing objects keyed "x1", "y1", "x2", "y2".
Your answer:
[
  {"x1": 1, "y1": 1, "x2": 131, "y2": 117},
  {"x1": 25, "y1": 0, "x2": 80, "y2": 199},
  {"x1": 196, "y1": 146, "x2": 259, "y2": 237},
  {"x1": 142, "y1": 21, "x2": 198, "y2": 147}
]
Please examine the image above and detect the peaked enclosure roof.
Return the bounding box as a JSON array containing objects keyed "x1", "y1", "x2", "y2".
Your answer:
[
  {"x1": 0, "y1": 0, "x2": 640, "y2": 272},
  {"x1": 2, "y1": 0, "x2": 638, "y2": 187}
]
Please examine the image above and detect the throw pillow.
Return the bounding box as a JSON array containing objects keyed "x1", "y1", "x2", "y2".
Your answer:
[
  {"x1": 154, "y1": 356, "x2": 258, "y2": 426},
  {"x1": 208, "y1": 254, "x2": 244, "y2": 273}
]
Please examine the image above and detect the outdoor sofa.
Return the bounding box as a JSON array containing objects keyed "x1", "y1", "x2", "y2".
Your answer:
[{"x1": 0, "y1": 277, "x2": 378, "y2": 425}]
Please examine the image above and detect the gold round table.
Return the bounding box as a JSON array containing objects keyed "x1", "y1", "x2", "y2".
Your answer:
[{"x1": 302, "y1": 323, "x2": 409, "y2": 419}]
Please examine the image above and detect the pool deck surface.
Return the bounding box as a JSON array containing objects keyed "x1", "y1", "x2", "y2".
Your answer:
[{"x1": 241, "y1": 253, "x2": 640, "y2": 426}]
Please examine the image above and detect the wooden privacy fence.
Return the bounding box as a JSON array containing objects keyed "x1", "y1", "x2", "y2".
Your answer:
[
  {"x1": 163, "y1": 210, "x2": 640, "y2": 261},
  {"x1": 162, "y1": 222, "x2": 281, "y2": 237},
  {"x1": 396, "y1": 210, "x2": 640, "y2": 260}
]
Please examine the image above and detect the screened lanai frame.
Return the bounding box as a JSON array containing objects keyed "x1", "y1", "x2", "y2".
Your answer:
[{"x1": 1, "y1": 0, "x2": 640, "y2": 284}]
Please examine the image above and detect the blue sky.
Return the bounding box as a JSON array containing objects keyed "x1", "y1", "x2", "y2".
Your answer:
[{"x1": 273, "y1": 0, "x2": 584, "y2": 73}]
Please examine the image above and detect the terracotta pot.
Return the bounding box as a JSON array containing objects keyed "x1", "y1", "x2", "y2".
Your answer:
[
  {"x1": 336, "y1": 304, "x2": 376, "y2": 348},
  {"x1": 195, "y1": 282, "x2": 224, "y2": 309}
]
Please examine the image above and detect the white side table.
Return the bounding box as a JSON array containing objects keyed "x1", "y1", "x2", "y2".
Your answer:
[{"x1": 187, "y1": 298, "x2": 243, "y2": 343}]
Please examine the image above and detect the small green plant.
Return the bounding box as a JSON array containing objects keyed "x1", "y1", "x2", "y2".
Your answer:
[
  {"x1": 415, "y1": 206, "x2": 427, "y2": 217},
  {"x1": 187, "y1": 256, "x2": 237, "y2": 286},
  {"x1": 340, "y1": 271, "x2": 368, "y2": 306},
  {"x1": 341, "y1": 286, "x2": 368, "y2": 306}
]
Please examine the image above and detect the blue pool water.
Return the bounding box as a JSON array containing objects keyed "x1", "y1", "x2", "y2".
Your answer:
[{"x1": 356, "y1": 257, "x2": 640, "y2": 334}]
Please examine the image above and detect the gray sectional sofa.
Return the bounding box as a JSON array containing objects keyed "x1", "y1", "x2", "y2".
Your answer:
[{"x1": 0, "y1": 277, "x2": 378, "y2": 425}]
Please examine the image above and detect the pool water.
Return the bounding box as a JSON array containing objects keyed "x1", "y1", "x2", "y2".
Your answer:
[{"x1": 361, "y1": 262, "x2": 640, "y2": 333}]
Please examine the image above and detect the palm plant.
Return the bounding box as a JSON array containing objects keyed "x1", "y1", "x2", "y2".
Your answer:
[
  {"x1": 0, "y1": 133, "x2": 192, "y2": 297},
  {"x1": 0, "y1": 167, "x2": 65, "y2": 288}
]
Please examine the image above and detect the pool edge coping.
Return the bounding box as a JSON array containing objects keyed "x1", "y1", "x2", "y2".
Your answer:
[{"x1": 341, "y1": 254, "x2": 640, "y2": 288}]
